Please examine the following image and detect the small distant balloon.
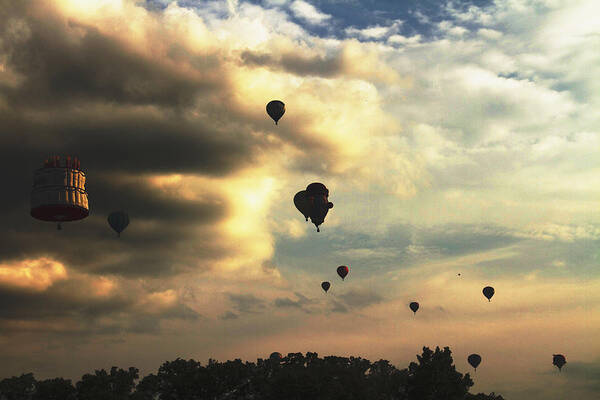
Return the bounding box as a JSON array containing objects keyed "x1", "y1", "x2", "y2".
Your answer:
[
  {"x1": 270, "y1": 352, "x2": 282, "y2": 361},
  {"x1": 266, "y1": 100, "x2": 285, "y2": 125},
  {"x1": 409, "y1": 302, "x2": 419, "y2": 315},
  {"x1": 468, "y1": 354, "x2": 482, "y2": 371},
  {"x1": 337, "y1": 265, "x2": 349, "y2": 280},
  {"x1": 107, "y1": 211, "x2": 129, "y2": 237},
  {"x1": 482, "y1": 286, "x2": 495, "y2": 302},
  {"x1": 458, "y1": 273, "x2": 461, "y2": 276},
  {"x1": 553, "y1": 354, "x2": 566, "y2": 371},
  {"x1": 321, "y1": 281, "x2": 331, "y2": 293}
]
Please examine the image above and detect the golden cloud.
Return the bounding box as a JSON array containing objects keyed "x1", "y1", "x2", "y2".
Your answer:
[{"x1": 0, "y1": 258, "x2": 68, "y2": 291}]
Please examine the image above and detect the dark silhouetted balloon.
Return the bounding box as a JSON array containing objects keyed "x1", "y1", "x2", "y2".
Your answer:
[
  {"x1": 458, "y1": 273, "x2": 461, "y2": 276},
  {"x1": 269, "y1": 352, "x2": 282, "y2": 362},
  {"x1": 266, "y1": 100, "x2": 285, "y2": 125},
  {"x1": 468, "y1": 354, "x2": 482, "y2": 370},
  {"x1": 293, "y1": 191, "x2": 310, "y2": 221},
  {"x1": 482, "y1": 286, "x2": 495, "y2": 302},
  {"x1": 553, "y1": 354, "x2": 566, "y2": 371},
  {"x1": 108, "y1": 211, "x2": 129, "y2": 237},
  {"x1": 337, "y1": 265, "x2": 349, "y2": 280},
  {"x1": 409, "y1": 302, "x2": 419, "y2": 314},
  {"x1": 321, "y1": 281, "x2": 331, "y2": 293},
  {"x1": 303, "y1": 183, "x2": 333, "y2": 232}
]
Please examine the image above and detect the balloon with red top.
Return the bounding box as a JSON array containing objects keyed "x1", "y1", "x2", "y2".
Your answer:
[{"x1": 337, "y1": 265, "x2": 349, "y2": 280}]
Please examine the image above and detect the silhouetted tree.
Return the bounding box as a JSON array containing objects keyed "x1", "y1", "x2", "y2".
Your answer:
[
  {"x1": 0, "y1": 347, "x2": 505, "y2": 400},
  {"x1": 75, "y1": 366, "x2": 138, "y2": 400},
  {"x1": 33, "y1": 378, "x2": 76, "y2": 400},
  {"x1": 406, "y1": 346, "x2": 473, "y2": 400},
  {"x1": 154, "y1": 358, "x2": 207, "y2": 400},
  {"x1": 0, "y1": 373, "x2": 36, "y2": 400},
  {"x1": 367, "y1": 359, "x2": 409, "y2": 400},
  {"x1": 466, "y1": 392, "x2": 505, "y2": 400},
  {"x1": 131, "y1": 373, "x2": 160, "y2": 400}
]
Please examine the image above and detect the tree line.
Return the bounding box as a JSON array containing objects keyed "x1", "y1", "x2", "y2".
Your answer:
[{"x1": 0, "y1": 346, "x2": 504, "y2": 399}]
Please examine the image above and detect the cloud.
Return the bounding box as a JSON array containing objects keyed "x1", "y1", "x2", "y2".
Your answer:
[
  {"x1": 387, "y1": 34, "x2": 421, "y2": 46},
  {"x1": 345, "y1": 20, "x2": 403, "y2": 40},
  {"x1": 338, "y1": 288, "x2": 384, "y2": 309},
  {"x1": 228, "y1": 293, "x2": 267, "y2": 314},
  {"x1": 273, "y1": 292, "x2": 316, "y2": 312},
  {"x1": 220, "y1": 311, "x2": 239, "y2": 320},
  {"x1": 0, "y1": 258, "x2": 67, "y2": 291},
  {"x1": 515, "y1": 224, "x2": 600, "y2": 242},
  {"x1": 289, "y1": 0, "x2": 331, "y2": 25}
]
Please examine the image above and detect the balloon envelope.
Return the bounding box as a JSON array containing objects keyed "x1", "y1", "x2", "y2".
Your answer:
[
  {"x1": 266, "y1": 100, "x2": 285, "y2": 124},
  {"x1": 270, "y1": 352, "x2": 282, "y2": 361},
  {"x1": 321, "y1": 281, "x2": 331, "y2": 293},
  {"x1": 409, "y1": 302, "x2": 419, "y2": 314},
  {"x1": 337, "y1": 265, "x2": 349, "y2": 280},
  {"x1": 302, "y1": 182, "x2": 333, "y2": 232},
  {"x1": 482, "y1": 286, "x2": 495, "y2": 301},
  {"x1": 553, "y1": 354, "x2": 566, "y2": 371},
  {"x1": 108, "y1": 211, "x2": 129, "y2": 237},
  {"x1": 468, "y1": 354, "x2": 482, "y2": 370},
  {"x1": 293, "y1": 191, "x2": 310, "y2": 220}
]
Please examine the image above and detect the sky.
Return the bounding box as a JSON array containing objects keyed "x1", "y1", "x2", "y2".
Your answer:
[{"x1": 0, "y1": 0, "x2": 598, "y2": 398}]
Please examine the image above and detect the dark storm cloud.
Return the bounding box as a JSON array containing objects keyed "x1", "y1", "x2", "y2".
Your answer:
[
  {"x1": 0, "y1": 283, "x2": 132, "y2": 321},
  {"x1": 0, "y1": 0, "x2": 253, "y2": 282},
  {"x1": 241, "y1": 50, "x2": 343, "y2": 78},
  {"x1": 228, "y1": 293, "x2": 267, "y2": 314},
  {"x1": 0, "y1": 177, "x2": 230, "y2": 278},
  {"x1": 0, "y1": 11, "x2": 219, "y2": 108},
  {"x1": 0, "y1": 279, "x2": 199, "y2": 337},
  {"x1": 0, "y1": 2, "x2": 268, "y2": 178}
]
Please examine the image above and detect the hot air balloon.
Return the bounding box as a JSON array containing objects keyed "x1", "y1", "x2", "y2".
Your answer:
[
  {"x1": 337, "y1": 265, "x2": 349, "y2": 280},
  {"x1": 409, "y1": 302, "x2": 419, "y2": 315},
  {"x1": 30, "y1": 155, "x2": 89, "y2": 230},
  {"x1": 553, "y1": 354, "x2": 566, "y2": 371},
  {"x1": 482, "y1": 286, "x2": 495, "y2": 302},
  {"x1": 293, "y1": 183, "x2": 333, "y2": 232},
  {"x1": 468, "y1": 354, "x2": 482, "y2": 371},
  {"x1": 266, "y1": 100, "x2": 285, "y2": 125},
  {"x1": 108, "y1": 211, "x2": 129, "y2": 237},
  {"x1": 321, "y1": 281, "x2": 331, "y2": 293},
  {"x1": 294, "y1": 191, "x2": 310, "y2": 221},
  {"x1": 270, "y1": 352, "x2": 282, "y2": 361}
]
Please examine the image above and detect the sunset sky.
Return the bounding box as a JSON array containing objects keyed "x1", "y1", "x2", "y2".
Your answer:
[{"x1": 0, "y1": 0, "x2": 599, "y2": 398}]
